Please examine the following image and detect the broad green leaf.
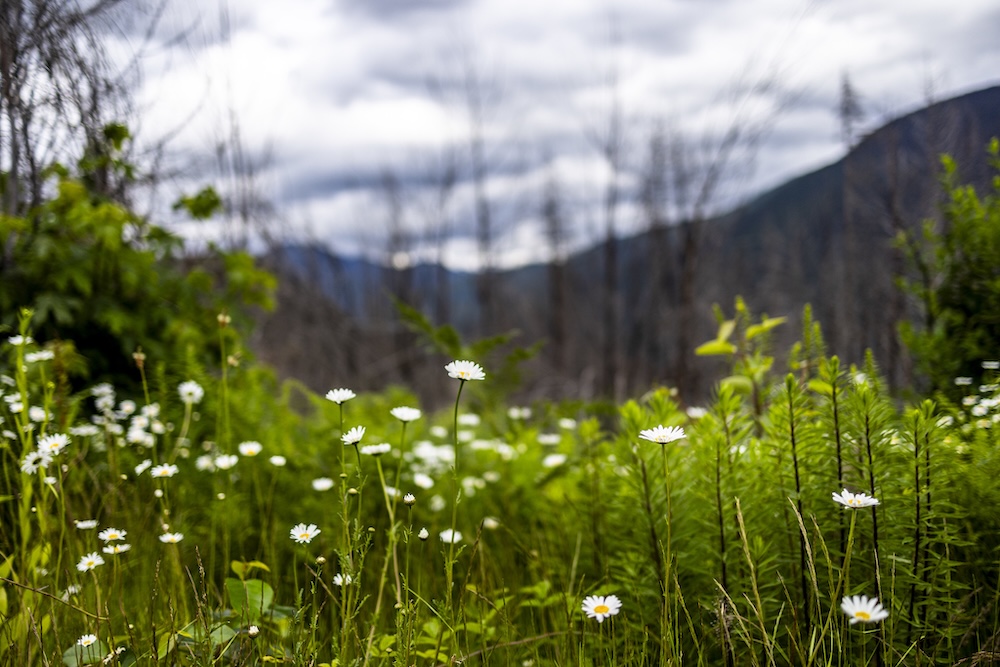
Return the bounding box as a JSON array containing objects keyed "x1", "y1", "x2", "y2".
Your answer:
[
  {"x1": 225, "y1": 578, "x2": 274, "y2": 622},
  {"x1": 209, "y1": 624, "x2": 237, "y2": 645},
  {"x1": 62, "y1": 638, "x2": 108, "y2": 666},
  {"x1": 696, "y1": 340, "x2": 737, "y2": 356}
]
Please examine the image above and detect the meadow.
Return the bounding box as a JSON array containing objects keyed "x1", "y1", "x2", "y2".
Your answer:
[{"x1": 3, "y1": 308, "x2": 1000, "y2": 667}]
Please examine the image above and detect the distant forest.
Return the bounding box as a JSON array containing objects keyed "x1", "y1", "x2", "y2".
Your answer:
[{"x1": 255, "y1": 86, "x2": 1000, "y2": 408}]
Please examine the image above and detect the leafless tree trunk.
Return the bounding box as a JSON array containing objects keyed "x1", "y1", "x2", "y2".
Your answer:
[{"x1": 542, "y1": 160, "x2": 568, "y2": 378}]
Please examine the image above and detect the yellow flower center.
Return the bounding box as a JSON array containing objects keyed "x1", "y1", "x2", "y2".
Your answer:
[
  {"x1": 594, "y1": 604, "x2": 609, "y2": 614},
  {"x1": 299, "y1": 532, "x2": 310, "y2": 540},
  {"x1": 855, "y1": 611, "x2": 871, "y2": 621}
]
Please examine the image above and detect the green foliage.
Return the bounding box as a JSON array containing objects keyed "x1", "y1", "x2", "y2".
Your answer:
[
  {"x1": 899, "y1": 138, "x2": 1000, "y2": 396},
  {"x1": 0, "y1": 133, "x2": 275, "y2": 389}
]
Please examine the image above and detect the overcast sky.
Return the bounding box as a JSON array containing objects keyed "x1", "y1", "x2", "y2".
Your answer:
[{"x1": 126, "y1": 0, "x2": 1000, "y2": 269}]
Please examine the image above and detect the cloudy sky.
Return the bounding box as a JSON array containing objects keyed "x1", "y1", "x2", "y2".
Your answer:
[{"x1": 127, "y1": 0, "x2": 1000, "y2": 269}]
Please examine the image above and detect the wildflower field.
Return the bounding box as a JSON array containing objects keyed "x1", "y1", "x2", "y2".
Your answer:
[{"x1": 4, "y1": 310, "x2": 1000, "y2": 667}]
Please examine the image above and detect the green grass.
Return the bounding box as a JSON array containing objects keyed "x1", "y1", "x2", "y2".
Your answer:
[{"x1": 3, "y1": 320, "x2": 1000, "y2": 666}]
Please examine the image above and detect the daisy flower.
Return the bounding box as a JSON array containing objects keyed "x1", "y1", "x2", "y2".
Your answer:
[
  {"x1": 639, "y1": 425, "x2": 686, "y2": 445},
  {"x1": 102, "y1": 543, "x2": 131, "y2": 555},
  {"x1": 312, "y1": 477, "x2": 334, "y2": 491},
  {"x1": 20, "y1": 450, "x2": 52, "y2": 474},
  {"x1": 159, "y1": 532, "x2": 184, "y2": 543},
  {"x1": 342, "y1": 425, "x2": 365, "y2": 445},
  {"x1": 74, "y1": 519, "x2": 98, "y2": 530},
  {"x1": 150, "y1": 463, "x2": 178, "y2": 478},
  {"x1": 325, "y1": 388, "x2": 356, "y2": 404},
  {"x1": 439, "y1": 529, "x2": 463, "y2": 544},
  {"x1": 390, "y1": 406, "x2": 422, "y2": 422},
  {"x1": 333, "y1": 573, "x2": 353, "y2": 586},
  {"x1": 361, "y1": 443, "x2": 391, "y2": 456},
  {"x1": 135, "y1": 459, "x2": 153, "y2": 475},
  {"x1": 290, "y1": 523, "x2": 321, "y2": 544},
  {"x1": 77, "y1": 552, "x2": 105, "y2": 571},
  {"x1": 418, "y1": 527, "x2": 429, "y2": 540},
  {"x1": 403, "y1": 493, "x2": 416, "y2": 505},
  {"x1": 238, "y1": 441, "x2": 263, "y2": 456},
  {"x1": 8, "y1": 335, "x2": 32, "y2": 346},
  {"x1": 25, "y1": 350, "x2": 54, "y2": 363},
  {"x1": 841, "y1": 594, "x2": 889, "y2": 624},
  {"x1": 215, "y1": 454, "x2": 238, "y2": 470},
  {"x1": 269, "y1": 455, "x2": 287, "y2": 466},
  {"x1": 98, "y1": 527, "x2": 126, "y2": 542},
  {"x1": 77, "y1": 634, "x2": 98, "y2": 647},
  {"x1": 445, "y1": 360, "x2": 486, "y2": 381},
  {"x1": 832, "y1": 488, "x2": 880, "y2": 509},
  {"x1": 582, "y1": 594, "x2": 622, "y2": 623},
  {"x1": 178, "y1": 380, "x2": 204, "y2": 405},
  {"x1": 38, "y1": 434, "x2": 69, "y2": 456}
]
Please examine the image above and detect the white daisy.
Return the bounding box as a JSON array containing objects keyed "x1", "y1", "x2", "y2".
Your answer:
[
  {"x1": 20, "y1": 450, "x2": 52, "y2": 474},
  {"x1": 25, "y1": 350, "x2": 54, "y2": 363},
  {"x1": 102, "y1": 543, "x2": 131, "y2": 555},
  {"x1": 325, "y1": 388, "x2": 356, "y2": 404},
  {"x1": 238, "y1": 441, "x2": 263, "y2": 456},
  {"x1": 361, "y1": 443, "x2": 391, "y2": 456},
  {"x1": 74, "y1": 519, "x2": 98, "y2": 530},
  {"x1": 214, "y1": 454, "x2": 238, "y2": 470},
  {"x1": 582, "y1": 594, "x2": 622, "y2": 623},
  {"x1": 333, "y1": 573, "x2": 353, "y2": 586},
  {"x1": 159, "y1": 532, "x2": 184, "y2": 543},
  {"x1": 77, "y1": 633, "x2": 98, "y2": 647},
  {"x1": 195, "y1": 455, "x2": 216, "y2": 471},
  {"x1": 458, "y1": 413, "x2": 481, "y2": 426},
  {"x1": 135, "y1": 459, "x2": 153, "y2": 475},
  {"x1": 77, "y1": 552, "x2": 105, "y2": 571},
  {"x1": 290, "y1": 523, "x2": 321, "y2": 544},
  {"x1": 841, "y1": 594, "x2": 889, "y2": 624},
  {"x1": 269, "y1": 455, "x2": 287, "y2": 467},
  {"x1": 312, "y1": 477, "x2": 334, "y2": 491},
  {"x1": 150, "y1": 463, "x2": 178, "y2": 478},
  {"x1": 542, "y1": 453, "x2": 567, "y2": 468},
  {"x1": 439, "y1": 529, "x2": 463, "y2": 544},
  {"x1": 98, "y1": 527, "x2": 126, "y2": 542},
  {"x1": 418, "y1": 527, "x2": 429, "y2": 540},
  {"x1": 832, "y1": 488, "x2": 880, "y2": 509},
  {"x1": 178, "y1": 380, "x2": 204, "y2": 405},
  {"x1": 638, "y1": 425, "x2": 686, "y2": 445},
  {"x1": 390, "y1": 406, "x2": 422, "y2": 422},
  {"x1": 445, "y1": 360, "x2": 486, "y2": 381},
  {"x1": 342, "y1": 425, "x2": 365, "y2": 445}
]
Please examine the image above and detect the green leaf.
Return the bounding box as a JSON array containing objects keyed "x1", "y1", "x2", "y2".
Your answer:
[
  {"x1": 62, "y1": 639, "x2": 108, "y2": 666},
  {"x1": 717, "y1": 319, "x2": 736, "y2": 342},
  {"x1": 696, "y1": 340, "x2": 737, "y2": 356},
  {"x1": 808, "y1": 379, "x2": 834, "y2": 396},
  {"x1": 746, "y1": 316, "x2": 787, "y2": 340},
  {"x1": 720, "y1": 375, "x2": 754, "y2": 394},
  {"x1": 208, "y1": 624, "x2": 237, "y2": 645},
  {"x1": 225, "y1": 577, "x2": 274, "y2": 621}
]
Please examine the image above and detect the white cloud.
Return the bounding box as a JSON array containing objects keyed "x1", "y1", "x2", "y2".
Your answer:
[{"x1": 125, "y1": 0, "x2": 1000, "y2": 269}]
